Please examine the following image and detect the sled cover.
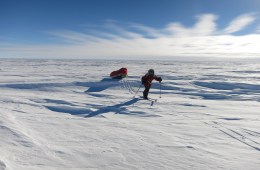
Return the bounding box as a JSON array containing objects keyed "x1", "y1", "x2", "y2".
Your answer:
[{"x1": 110, "y1": 68, "x2": 128, "y2": 79}]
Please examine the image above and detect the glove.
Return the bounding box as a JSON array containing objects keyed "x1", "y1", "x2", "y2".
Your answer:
[{"x1": 158, "y1": 77, "x2": 162, "y2": 82}]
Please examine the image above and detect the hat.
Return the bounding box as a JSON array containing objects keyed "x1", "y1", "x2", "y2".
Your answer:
[{"x1": 148, "y1": 69, "x2": 154, "y2": 75}]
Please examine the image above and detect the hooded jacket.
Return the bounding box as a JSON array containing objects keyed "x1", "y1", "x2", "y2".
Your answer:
[{"x1": 142, "y1": 73, "x2": 161, "y2": 87}]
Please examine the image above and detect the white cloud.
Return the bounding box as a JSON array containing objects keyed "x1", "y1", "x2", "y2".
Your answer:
[
  {"x1": 223, "y1": 13, "x2": 256, "y2": 34},
  {"x1": 1, "y1": 13, "x2": 260, "y2": 59},
  {"x1": 164, "y1": 14, "x2": 218, "y2": 37}
]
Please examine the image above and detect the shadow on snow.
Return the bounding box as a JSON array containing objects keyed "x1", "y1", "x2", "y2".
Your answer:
[
  {"x1": 76, "y1": 78, "x2": 121, "y2": 93},
  {"x1": 45, "y1": 97, "x2": 156, "y2": 118},
  {"x1": 84, "y1": 97, "x2": 141, "y2": 118}
]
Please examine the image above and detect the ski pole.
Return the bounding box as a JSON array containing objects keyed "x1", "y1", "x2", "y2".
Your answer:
[{"x1": 159, "y1": 82, "x2": 162, "y2": 98}]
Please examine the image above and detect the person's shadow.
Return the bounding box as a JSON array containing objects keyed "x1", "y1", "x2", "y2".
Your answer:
[{"x1": 85, "y1": 97, "x2": 140, "y2": 118}]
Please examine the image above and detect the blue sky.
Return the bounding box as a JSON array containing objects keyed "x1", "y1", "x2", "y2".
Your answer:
[{"x1": 1, "y1": 0, "x2": 260, "y2": 59}]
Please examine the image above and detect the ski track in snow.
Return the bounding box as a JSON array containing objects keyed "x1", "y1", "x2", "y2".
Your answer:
[
  {"x1": 0, "y1": 59, "x2": 260, "y2": 170},
  {"x1": 204, "y1": 121, "x2": 260, "y2": 152}
]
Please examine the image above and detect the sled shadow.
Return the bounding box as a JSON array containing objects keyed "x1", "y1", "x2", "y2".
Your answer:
[{"x1": 82, "y1": 78, "x2": 121, "y2": 93}]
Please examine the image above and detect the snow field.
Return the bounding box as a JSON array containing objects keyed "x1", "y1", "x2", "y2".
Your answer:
[{"x1": 0, "y1": 59, "x2": 259, "y2": 170}]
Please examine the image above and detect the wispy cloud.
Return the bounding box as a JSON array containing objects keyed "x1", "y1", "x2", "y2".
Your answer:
[
  {"x1": 46, "y1": 30, "x2": 104, "y2": 44},
  {"x1": 257, "y1": 25, "x2": 260, "y2": 33},
  {"x1": 129, "y1": 23, "x2": 164, "y2": 38},
  {"x1": 223, "y1": 13, "x2": 256, "y2": 34},
  {"x1": 1, "y1": 13, "x2": 260, "y2": 59}
]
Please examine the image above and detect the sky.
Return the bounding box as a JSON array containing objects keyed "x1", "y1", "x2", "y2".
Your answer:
[{"x1": 1, "y1": 0, "x2": 260, "y2": 59}]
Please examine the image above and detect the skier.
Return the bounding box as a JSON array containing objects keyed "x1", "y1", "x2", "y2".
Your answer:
[{"x1": 141, "y1": 69, "x2": 162, "y2": 99}]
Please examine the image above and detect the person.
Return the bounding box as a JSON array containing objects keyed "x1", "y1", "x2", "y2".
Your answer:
[{"x1": 141, "y1": 69, "x2": 162, "y2": 99}]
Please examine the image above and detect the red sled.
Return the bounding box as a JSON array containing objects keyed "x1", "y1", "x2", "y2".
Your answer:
[{"x1": 110, "y1": 68, "x2": 128, "y2": 79}]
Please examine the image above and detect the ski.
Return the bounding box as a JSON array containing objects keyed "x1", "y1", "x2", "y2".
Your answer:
[
  {"x1": 149, "y1": 98, "x2": 158, "y2": 106},
  {"x1": 137, "y1": 97, "x2": 158, "y2": 106}
]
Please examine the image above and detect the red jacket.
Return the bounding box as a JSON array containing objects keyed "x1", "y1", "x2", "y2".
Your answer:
[{"x1": 142, "y1": 74, "x2": 161, "y2": 87}]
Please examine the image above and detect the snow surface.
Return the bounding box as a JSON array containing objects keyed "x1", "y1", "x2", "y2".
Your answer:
[{"x1": 0, "y1": 59, "x2": 260, "y2": 170}]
